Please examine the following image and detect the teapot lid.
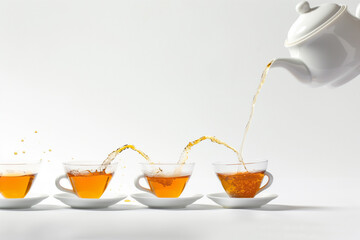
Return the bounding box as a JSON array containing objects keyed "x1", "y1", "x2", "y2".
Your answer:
[{"x1": 285, "y1": 1, "x2": 346, "y2": 47}]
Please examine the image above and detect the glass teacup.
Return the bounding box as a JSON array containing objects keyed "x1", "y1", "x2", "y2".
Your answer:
[
  {"x1": 0, "y1": 162, "x2": 40, "y2": 198},
  {"x1": 55, "y1": 162, "x2": 118, "y2": 199},
  {"x1": 213, "y1": 160, "x2": 273, "y2": 198},
  {"x1": 135, "y1": 163, "x2": 194, "y2": 198}
]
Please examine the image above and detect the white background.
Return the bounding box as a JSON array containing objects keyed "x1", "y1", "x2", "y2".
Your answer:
[{"x1": 0, "y1": 0, "x2": 360, "y2": 239}]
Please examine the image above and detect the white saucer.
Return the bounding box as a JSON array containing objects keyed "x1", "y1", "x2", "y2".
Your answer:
[
  {"x1": 131, "y1": 193, "x2": 203, "y2": 209},
  {"x1": 207, "y1": 192, "x2": 278, "y2": 209},
  {"x1": 54, "y1": 193, "x2": 127, "y2": 209},
  {"x1": 0, "y1": 194, "x2": 49, "y2": 209}
]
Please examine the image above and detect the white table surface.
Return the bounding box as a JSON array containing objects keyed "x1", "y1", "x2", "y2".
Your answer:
[{"x1": 1, "y1": 178, "x2": 359, "y2": 240}]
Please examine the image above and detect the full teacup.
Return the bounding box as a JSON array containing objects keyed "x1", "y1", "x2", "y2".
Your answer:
[
  {"x1": 135, "y1": 163, "x2": 194, "y2": 198},
  {"x1": 55, "y1": 162, "x2": 118, "y2": 199},
  {"x1": 0, "y1": 163, "x2": 40, "y2": 198},
  {"x1": 213, "y1": 160, "x2": 273, "y2": 198}
]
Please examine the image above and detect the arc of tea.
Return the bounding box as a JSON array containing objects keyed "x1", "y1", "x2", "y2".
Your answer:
[
  {"x1": 178, "y1": 136, "x2": 243, "y2": 165},
  {"x1": 100, "y1": 144, "x2": 152, "y2": 171}
]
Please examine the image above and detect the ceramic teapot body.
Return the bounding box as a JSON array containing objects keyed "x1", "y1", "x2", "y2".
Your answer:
[{"x1": 272, "y1": 2, "x2": 360, "y2": 87}]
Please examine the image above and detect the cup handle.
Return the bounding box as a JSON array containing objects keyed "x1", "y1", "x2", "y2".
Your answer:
[
  {"x1": 134, "y1": 174, "x2": 153, "y2": 194},
  {"x1": 55, "y1": 174, "x2": 75, "y2": 194},
  {"x1": 256, "y1": 171, "x2": 273, "y2": 195}
]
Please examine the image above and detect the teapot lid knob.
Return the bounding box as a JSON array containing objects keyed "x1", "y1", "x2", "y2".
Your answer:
[{"x1": 296, "y1": 1, "x2": 311, "y2": 14}]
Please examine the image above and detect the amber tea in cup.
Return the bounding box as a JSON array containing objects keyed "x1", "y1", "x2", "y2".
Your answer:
[
  {"x1": 213, "y1": 160, "x2": 273, "y2": 198},
  {"x1": 55, "y1": 162, "x2": 118, "y2": 199},
  {"x1": 0, "y1": 163, "x2": 39, "y2": 198},
  {"x1": 135, "y1": 163, "x2": 194, "y2": 198}
]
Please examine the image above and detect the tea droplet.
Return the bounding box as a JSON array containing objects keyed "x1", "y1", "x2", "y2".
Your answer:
[
  {"x1": 22, "y1": 151, "x2": 26, "y2": 154},
  {"x1": 124, "y1": 199, "x2": 131, "y2": 203},
  {"x1": 14, "y1": 152, "x2": 18, "y2": 155},
  {"x1": 21, "y1": 139, "x2": 24, "y2": 142},
  {"x1": 34, "y1": 131, "x2": 38, "y2": 133},
  {"x1": 48, "y1": 149, "x2": 52, "y2": 152}
]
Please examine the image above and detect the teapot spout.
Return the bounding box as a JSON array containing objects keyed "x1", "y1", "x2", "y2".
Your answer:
[{"x1": 271, "y1": 58, "x2": 312, "y2": 84}]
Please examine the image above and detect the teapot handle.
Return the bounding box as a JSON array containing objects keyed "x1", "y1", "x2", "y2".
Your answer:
[{"x1": 356, "y1": 3, "x2": 360, "y2": 18}]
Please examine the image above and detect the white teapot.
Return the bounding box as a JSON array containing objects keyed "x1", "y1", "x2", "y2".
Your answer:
[{"x1": 272, "y1": 1, "x2": 360, "y2": 87}]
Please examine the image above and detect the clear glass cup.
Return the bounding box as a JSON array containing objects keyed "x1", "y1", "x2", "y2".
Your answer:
[
  {"x1": 0, "y1": 162, "x2": 40, "y2": 198},
  {"x1": 55, "y1": 161, "x2": 118, "y2": 199},
  {"x1": 213, "y1": 160, "x2": 273, "y2": 198},
  {"x1": 135, "y1": 163, "x2": 195, "y2": 198}
]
